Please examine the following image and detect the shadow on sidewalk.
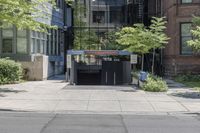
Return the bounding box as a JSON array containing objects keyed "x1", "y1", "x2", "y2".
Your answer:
[
  {"x1": 48, "y1": 74, "x2": 66, "y2": 83},
  {"x1": 171, "y1": 92, "x2": 200, "y2": 99},
  {"x1": 0, "y1": 88, "x2": 26, "y2": 97}
]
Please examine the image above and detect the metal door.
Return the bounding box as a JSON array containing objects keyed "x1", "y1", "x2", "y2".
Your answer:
[{"x1": 102, "y1": 61, "x2": 123, "y2": 85}]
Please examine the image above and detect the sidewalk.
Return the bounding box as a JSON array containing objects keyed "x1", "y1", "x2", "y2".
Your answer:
[{"x1": 0, "y1": 75, "x2": 199, "y2": 114}]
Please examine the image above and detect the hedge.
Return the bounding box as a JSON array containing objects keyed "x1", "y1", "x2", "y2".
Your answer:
[{"x1": 0, "y1": 58, "x2": 23, "y2": 84}]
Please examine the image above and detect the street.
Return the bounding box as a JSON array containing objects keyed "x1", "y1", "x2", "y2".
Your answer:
[
  {"x1": 0, "y1": 112, "x2": 199, "y2": 133},
  {"x1": 0, "y1": 76, "x2": 200, "y2": 133}
]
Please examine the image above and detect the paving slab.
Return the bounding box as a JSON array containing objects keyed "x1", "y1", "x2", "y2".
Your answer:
[
  {"x1": 88, "y1": 101, "x2": 121, "y2": 112},
  {"x1": 90, "y1": 91, "x2": 118, "y2": 101},
  {"x1": 55, "y1": 100, "x2": 88, "y2": 111},
  {"x1": 151, "y1": 101, "x2": 188, "y2": 112},
  {"x1": 181, "y1": 102, "x2": 200, "y2": 112},
  {"x1": 0, "y1": 76, "x2": 200, "y2": 114},
  {"x1": 120, "y1": 101, "x2": 154, "y2": 112}
]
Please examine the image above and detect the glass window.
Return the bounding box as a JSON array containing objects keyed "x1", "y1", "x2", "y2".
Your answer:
[
  {"x1": 32, "y1": 31, "x2": 36, "y2": 38},
  {"x1": 47, "y1": 34, "x2": 50, "y2": 55},
  {"x1": 93, "y1": 11, "x2": 105, "y2": 24},
  {"x1": 55, "y1": 30, "x2": 57, "y2": 55},
  {"x1": 37, "y1": 39, "x2": 41, "y2": 53},
  {"x1": 181, "y1": 0, "x2": 192, "y2": 3},
  {"x1": 51, "y1": 30, "x2": 54, "y2": 55},
  {"x1": 31, "y1": 39, "x2": 36, "y2": 54},
  {"x1": 40, "y1": 40, "x2": 44, "y2": 54},
  {"x1": 37, "y1": 32, "x2": 41, "y2": 38},
  {"x1": 2, "y1": 39, "x2": 12, "y2": 53},
  {"x1": 180, "y1": 23, "x2": 193, "y2": 55},
  {"x1": 2, "y1": 25, "x2": 13, "y2": 53},
  {"x1": 17, "y1": 30, "x2": 27, "y2": 54}
]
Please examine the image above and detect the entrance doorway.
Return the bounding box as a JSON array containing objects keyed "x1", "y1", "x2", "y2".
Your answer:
[{"x1": 66, "y1": 50, "x2": 133, "y2": 85}]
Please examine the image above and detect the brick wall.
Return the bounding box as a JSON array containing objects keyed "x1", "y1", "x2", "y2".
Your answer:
[{"x1": 162, "y1": 0, "x2": 200, "y2": 76}]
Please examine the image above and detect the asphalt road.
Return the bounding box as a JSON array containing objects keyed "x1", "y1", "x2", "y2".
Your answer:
[{"x1": 0, "y1": 112, "x2": 200, "y2": 133}]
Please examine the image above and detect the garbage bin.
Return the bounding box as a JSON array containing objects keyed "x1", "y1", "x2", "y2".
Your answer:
[{"x1": 139, "y1": 71, "x2": 148, "y2": 82}]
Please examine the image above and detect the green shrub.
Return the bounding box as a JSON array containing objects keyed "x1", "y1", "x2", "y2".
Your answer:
[
  {"x1": 194, "y1": 87, "x2": 200, "y2": 93},
  {"x1": 0, "y1": 58, "x2": 23, "y2": 84},
  {"x1": 175, "y1": 74, "x2": 200, "y2": 82},
  {"x1": 142, "y1": 74, "x2": 168, "y2": 92}
]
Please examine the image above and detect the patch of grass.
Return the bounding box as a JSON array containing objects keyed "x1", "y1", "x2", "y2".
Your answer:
[
  {"x1": 174, "y1": 74, "x2": 200, "y2": 88},
  {"x1": 183, "y1": 82, "x2": 200, "y2": 88}
]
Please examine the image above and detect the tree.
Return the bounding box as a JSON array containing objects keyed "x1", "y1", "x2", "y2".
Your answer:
[
  {"x1": 116, "y1": 24, "x2": 154, "y2": 70},
  {"x1": 0, "y1": 0, "x2": 56, "y2": 32},
  {"x1": 101, "y1": 30, "x2": 126, "y2": 50},
  {"x1": 74, "y1": 29, "x2": 100, "y2": 50},
  {"x1": 116, "y1": 17, "x2": 169, "y2": 73},
  {"x1": 72, "y1": 0, "x2": 100, "y2": 50},
  {"x1": 187, "y1": 16, "x2": 200, "y2": 52},
  {"x1": 149, "y1": 17, "x2": 169, "y2": 74}
]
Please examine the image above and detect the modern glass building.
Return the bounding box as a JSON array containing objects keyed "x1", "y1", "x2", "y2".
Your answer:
[{"x1": 0, "y1": 0, "x2": 72, "y2": 80}]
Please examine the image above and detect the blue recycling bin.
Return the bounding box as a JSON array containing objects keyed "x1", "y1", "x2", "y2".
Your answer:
[{"x1": 139, "y1": 71, "x2": 148, "y2": 82}]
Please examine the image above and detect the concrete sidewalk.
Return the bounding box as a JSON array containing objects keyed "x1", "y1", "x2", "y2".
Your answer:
[{"x1": 0, "y1": 75, "x2": 200, "y2": 114}]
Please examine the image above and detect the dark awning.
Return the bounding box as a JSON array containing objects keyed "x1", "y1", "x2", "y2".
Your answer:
[{"x1": 67, "y1": 50, "x2": 132, "y2": 56}]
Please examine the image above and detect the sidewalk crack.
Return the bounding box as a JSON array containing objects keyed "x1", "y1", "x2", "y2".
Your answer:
[
  {"x1": 119, "y1": 115, "x2": 129, "y2": 133},
  {"x1": 40, "y1": 114, "x2": 57, "y2": 133}
]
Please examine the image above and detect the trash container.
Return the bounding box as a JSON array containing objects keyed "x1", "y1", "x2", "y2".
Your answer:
[{"x1": 139, "y1": 71, "x2": 148, "y2": 82}]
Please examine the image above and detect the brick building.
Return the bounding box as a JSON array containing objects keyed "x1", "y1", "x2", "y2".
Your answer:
[
  {"x1": 162, "y1": 0, "x2": 200, "y2": 76},
  {"x1": 128, "y1": 0, "x2": 200, "y2": 76}
]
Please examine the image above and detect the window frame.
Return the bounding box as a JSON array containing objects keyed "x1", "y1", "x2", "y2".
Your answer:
[
  {"x1": 16, "y1": 29, "x2": 28, "y2": 54},
  {"x1": 180, "y1": 22, "x2": 193, "y2": 55},
  {"x1": 1, "y1": 25, "x2": 14, "y2": 54},
  {"x1": 181, "y1": 0, "x2": 193, "y2": 4}
]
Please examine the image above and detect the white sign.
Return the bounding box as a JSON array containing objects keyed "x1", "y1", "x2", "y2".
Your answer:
[
  {"x1": 131, "y1": 54, "x2": 138, "y2": 64},
  {"x1": 67, "y1": 55, "x2": 72, "y2": 68}
]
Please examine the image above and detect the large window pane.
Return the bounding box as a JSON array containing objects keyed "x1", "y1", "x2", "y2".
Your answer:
[
  {"x1": 93, "y1": 11, "x2": 105, "y2": 24},
  {"x1": 180, "y1": 23, "x2": 193, "y2": 55},
  {"x1": 181, "y1": 23, "x2": 192, "y2": 36},
  {"x1": 17, "y1": 30, "x2": 27, "y2": 54},
  {"x1": 181, "y1": 36, "x2": 193, "y2": 55},
  {"x1": 31, "y1": 39, "x2": 36, "y2": 54},
  {"x1": 37, "y1": 39, "x2": 41, "y2": 53},
  {"x1": 181, "y1": 0, "x2": 192, "y2": 3},
  {"x1": 2, "y1": 25, "x2": 13, "y2": 53},
  {"x1": 2, "y1": 39, "x2": 13, "y2": 53}
]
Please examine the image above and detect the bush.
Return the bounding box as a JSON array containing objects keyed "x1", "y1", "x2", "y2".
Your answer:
[
  {"x1": 0, "y1": 58, "x2": 23, "y2": 84},
  {"x1": 142, "y1": 74, "x2": 168, "y2": 92},
  {"x1": 175, "y1": 74, "x2": 200, "y2": 82}
]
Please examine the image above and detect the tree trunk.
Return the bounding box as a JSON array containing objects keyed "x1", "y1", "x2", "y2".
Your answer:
[
  {"x1": 141, "y1": 54, "x2": 144, "y2": 71},
  {"x1": 151, "y1": 48, "x2": 155, "y2": 74}
]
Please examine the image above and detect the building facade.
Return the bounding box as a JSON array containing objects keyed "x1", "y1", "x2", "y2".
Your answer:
[
  {"x1": 127, "y1": 0, "x2": 200, "y2": 76},
  {"x1": 0, "y1": 0, "x2": 72, "y2": 80},
  {"x1": 72, "y1": 0, "x2": 200, "y2": 76},
  {"x1": 73, "y1": 0, "x2": 128, "y2": 50},
  {"x1": 162, "y1": 0, "x2": 200, "y2": 76}
]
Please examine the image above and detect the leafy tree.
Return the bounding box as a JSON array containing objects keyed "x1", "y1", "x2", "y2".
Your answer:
[
  {"x1": 74, "y1": 29, "x2": 100, "y2": 50},
  {"x1": 66, "y1": 0, "x2": 74, "y2": 6},
  {"x1": 149, "y1": 17, "x2": 169, "y2": 74},
  {"x1": 116, "y1": 24, "x2": 154, "y2": 70},
  {"x1": 101, "y1": 30, "x2": 126, "y2": 50},
  {"x1": 72, "y1": 0, "x2": 100, "y2": 50},
  {"x1": 187, "y1": 16, "x2": 200, "y2": 52},
  {"x1": 0, "y1": 0, "x2": 57, "y2": 32},
  {"x1": 116, "y1": 17, "x2": 169, "y2": 72}
]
